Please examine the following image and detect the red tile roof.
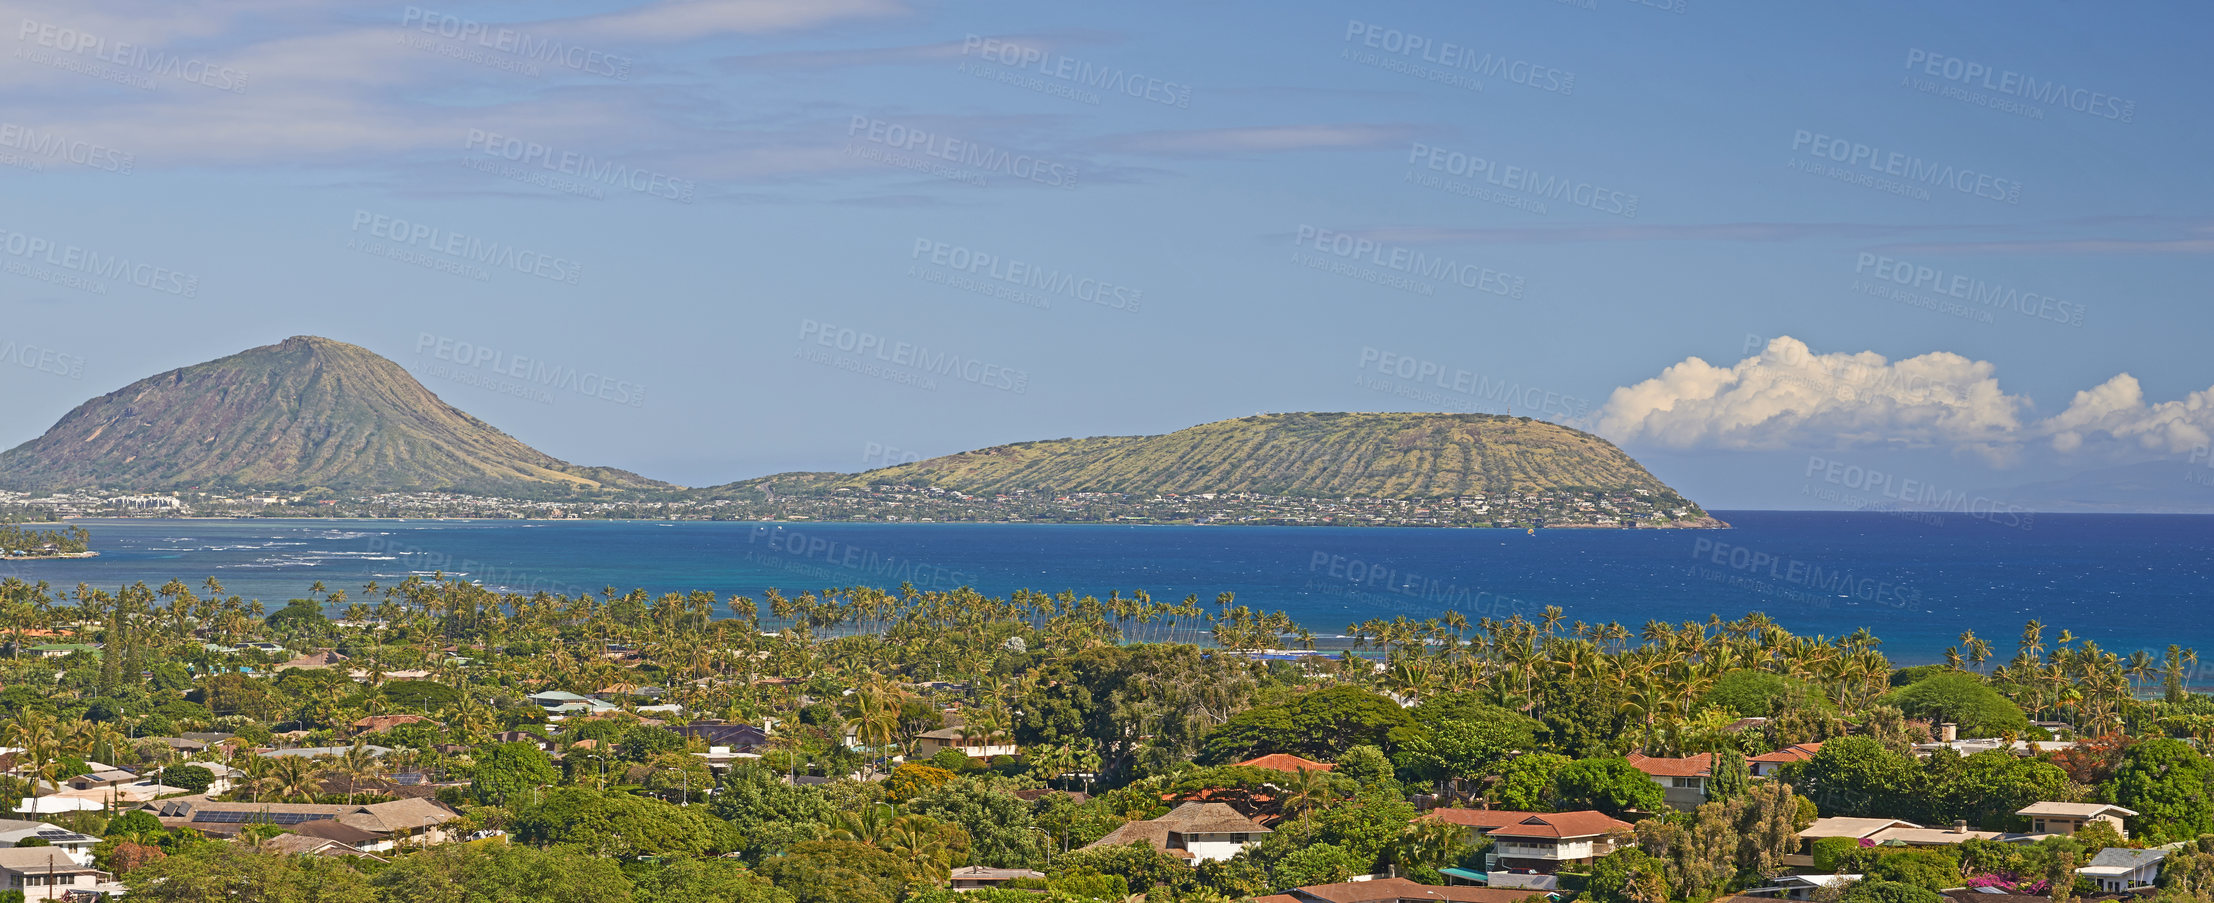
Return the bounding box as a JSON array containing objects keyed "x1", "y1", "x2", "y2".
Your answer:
[
  {"x1": 1626, "y1": 752, "x2": 1712, "y2": 777},
  {"x1": 1483, "y1": 811, "x2": 1633, "y2": 839},
  {"x1": 1237, "y1": 753, "x2": 1337, "y2": 773},
  {"x1": 1751, "y1": 742, "x2": 1822, "y2": 764}
]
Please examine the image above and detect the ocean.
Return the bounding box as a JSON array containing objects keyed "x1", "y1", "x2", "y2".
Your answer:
[{"x1": 5, "y1": 512, "x2": 2211, "y2": 663}]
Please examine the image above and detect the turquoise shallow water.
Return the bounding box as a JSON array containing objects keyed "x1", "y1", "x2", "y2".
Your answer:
[{"x1": 7, "y1": 512, "x2": 2212, "y2": 664}]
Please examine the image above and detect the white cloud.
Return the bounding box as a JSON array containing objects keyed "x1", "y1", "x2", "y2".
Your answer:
[
  {"x1": 1601, "y1": 336, "x2": 2214, "y2": 461},
  {"x1": 2045, "y1": 374, "x2": 2214, "y2": 454},
  {"x1": 1598, "y1": 336, "x2": 2023, "y2": 450}
]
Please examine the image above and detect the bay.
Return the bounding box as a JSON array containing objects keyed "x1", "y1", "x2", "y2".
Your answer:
[{"x1": 6, "y1": 512, "x2": 2211, "y2": 664}]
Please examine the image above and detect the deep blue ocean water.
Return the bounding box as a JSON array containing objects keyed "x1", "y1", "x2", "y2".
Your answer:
[{"x1": 6, "y1": 512, "x2": 2212, "y2": 663}]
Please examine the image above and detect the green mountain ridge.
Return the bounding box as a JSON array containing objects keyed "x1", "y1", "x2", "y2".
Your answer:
[
  {"x1": 0, "y1": 339, "x2": 1712, "y2": 523},
  {"x1": 0, "y1": 336, "x2": 669, "y2": 494},
  {"x1": 708, "y1": 411, "x2": 1710, "y2": 512}
]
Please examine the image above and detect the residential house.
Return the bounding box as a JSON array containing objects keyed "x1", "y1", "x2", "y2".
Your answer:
[
  {"x1": 1793, "y1": 816, "x2": 2000, "y2": 866},
  {"x1": 1738, "y1": 873, "x2": 1863, "y2": 900},
  {"x1": 1080, "y1": 801, "x2": 1270, "y2": 863},
  {"x1": 148, "y1": 796, "x2": 459, "y2": 851},
  {"x1": 491, "y1": 731, "x2": 555, "y2": 751},
  {"x1": 263, "y1": 744, "x2": 394, "y2": 760},
  {"x1": 912, "y1": 727, "x2": 1019, "y2": 760},
  {"x1": 2017, "y1": 803, "x2": 2135, "y2": 838},
  {"x1": 0, "y1": 847, "x2": 113, "y2": 902},
  {"x1": 1626, "y1": 752, "x2": 1712, "y2": 810},
  {"x1": 275, "y1": 650, "x2": 351, "y2": 671},
  {"x1": 23, "y1": 644, "x2": 98, "y2": 659},
  {"x1": 2077, "y1": 848, "x2": 2165, "y2": 892},
  {"x1": 527, "y1": 690, "x2": 620, "y2": 717},
  {"x1": 949, "y1": 865, "x2": 1045, "y2": 890},
  {"x1": 1480, "y1": 811, "x2": 1634, "y2": 884},
  {"x1": 1254, "y1": 877, "x2": 1554, "y2": 903},
  {"x1": 0, "y1": 820, "x2": 98, "y2": 866},
  {"x1": 671, "y1": 721, "x2": 770, "y2": 755},
  {"x1": 64, "y1": 769, "x2": 139, "y2": 792},
  {"x1": 1750, "y1": 743, "x2": 1822, "y2": 778},
  {"x1": 261, "y1": 831, "x2": 389, "y2": 862}
]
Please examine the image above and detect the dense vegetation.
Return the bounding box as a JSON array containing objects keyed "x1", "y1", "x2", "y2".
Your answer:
[
  {"x1": 2, "y1": 573, "x2": 2208, "y2": 903},
  {"x1": 0, "y1": 522, "x2": 88, "y2": 556}
]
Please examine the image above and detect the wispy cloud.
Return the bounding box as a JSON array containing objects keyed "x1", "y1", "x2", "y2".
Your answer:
[
  {"x1": 1108, "y1": 124, "x2": 1420, "y2": 156},
  {"x1": 1338, "y1": 222, "x2": 1972, "y2": 245}
]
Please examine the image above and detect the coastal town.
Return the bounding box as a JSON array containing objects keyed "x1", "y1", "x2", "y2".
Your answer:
[
  {"x1": 0, "y1": 575, "x2": 2202, "y2": 903},
  {"x1": 0, "y1": 485, "x2": 1712, "y2": 529}
]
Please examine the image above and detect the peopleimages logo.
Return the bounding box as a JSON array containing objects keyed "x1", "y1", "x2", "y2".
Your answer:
[
  {"x1": 1341, "y1": 20, "x2": 1574, "y2": 95},
  {"x1": 1904, "y1": 49, "x2": 2134, "y2": 123},
  {"x1": 0, "y1": 228, "x2": 197, "y2": 297},
  {"x1": 399, "y1": 7, "x2": 632, "y2": 80},
  {"x1": 461, "y1": 129, "x2": 695, "y2": 202},
  {"x1": 0, "y1": 123, "x2": 132, "y2": 174},
  {"x1": 1356, "y1": 347, "x2": 1592, "y2": 420},
  {"x1": 1689, "y1": 537, "x2": 1919, "y2": 610},
  {"x1": 17, "y1": 18, "x2": 248, "y2": 92},
  {"x1": 0, "y1": 340, "x2": 85, "y2": 379},
  {"x1": 845, "y1": 118, "x2": 1077, "y2": 189},
  {"x1": 1407, "y1": 141, "x2": 1638, "y2": 218},
  {"x1": 1293, "y1": 226, "x2": 1525, "y2": 299},
  {"x1": 797, "y1": 318, "x2": 1030, "y2": 394},
  {"x1": 352, "y1": 211, "x2": 582, "y2": 285},
  {"x1": 909, "y1": 239, "x2": 1142, "y2": 312},
  {"x1": 414, "y1": 333, "x2": 647, "y2": 407},
  {"x1": 1805, "y1": 456, "x2": 2033, "y2": 530},
  {"x1": 1789, "y1": 129, "x2": 2022, "y2": 205},
  {"x1": 958, "y1": 35, "x2": 1191, "y2": 108},
  {"x1": 1853, "y1": 253, "x2": 2084, "y2": 327}
]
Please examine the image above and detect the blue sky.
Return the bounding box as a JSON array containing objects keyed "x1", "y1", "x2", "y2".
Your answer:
[{"x1": 2, "y1": 0, "x2": 2211, "y2": 507}]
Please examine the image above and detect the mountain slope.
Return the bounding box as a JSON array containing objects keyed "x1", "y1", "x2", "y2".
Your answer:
[
  {"x1": 718, "y1": 412, "x2": 1708, "y2": 510},
  {"x1": 0, "y1": 336, "x2": 669, "y2": 493}
]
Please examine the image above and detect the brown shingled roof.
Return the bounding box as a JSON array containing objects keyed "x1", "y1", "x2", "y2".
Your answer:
[
  {"x1": 1483, "y1": 811, "x2": 1633, "y2": 839},
  {"x1": 1625, "y1": 752, "x2": 1711, "y2": 777}
]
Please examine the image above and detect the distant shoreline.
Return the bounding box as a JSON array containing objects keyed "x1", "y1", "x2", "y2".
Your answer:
[{"x1": 0, "y1": 550, "x2": 98, "y2": 560}]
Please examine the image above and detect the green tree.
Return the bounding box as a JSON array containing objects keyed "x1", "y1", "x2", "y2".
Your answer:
[
  {"x1": 2102, "y1": 738, "x2": 2214, "y2": 842},
  {"x1": 1491, "y1": 753, "x2": 1571, "y2": 811},
  {"x1": 1883, "y1": 673, "x2": 2028, "y2": 737},
  {"x1": 710, "y1": 764, "x2": 837, "y2": 862},
  {"x1": 1864, "y1": 849, "x2": 1961, "y2": 892},
  {"x1": 1554, "y1": 757, "x2": 1665, "y2": 817},
  {"x1": 471, "y1": 740, "x2": 558, "y2": 805},
  {"x1": 1707, "y1": 749, "x2": 1751, "y2": 802},
  {"x1": 1585, "y1": 848, "x2": 1668, "y2": 903},
  {"x1": 632, "y1": 858, "x2": 793, "y2": 903},
  {"x1": 1789, "y1": 736, "x2": 1921, "y2": 819},
  {"x1": 755, "y1": 839, "x2": 909, "y2": 903},
  {"x1": 1197, "y1": 687, "x2": 1407, "y2": 764},
  {"x1": 371, "y1": 844, "x2": 633, "y2": 902},
  {"x1": 162, "y1": 765, "x2": 215, "y2": 795},
  {"x1": 906, "y1": 779, "x2": 1044, "y2": 868},
  {"x1": 510, "y1": 787, "x2": 740, "y2": 858},
  {"x1": 1842, "y1": 879, "x2": 1945, "y2": 903},
  {"x1": 1272, "y1": 842, "x2": 1364, "y2": 888},
  {"x1": 122, "y1": 845, "x2": 374, "y2": 903},
  {"x1": 1392, "y1": 716, "x2": 1532, "y2": 791}
]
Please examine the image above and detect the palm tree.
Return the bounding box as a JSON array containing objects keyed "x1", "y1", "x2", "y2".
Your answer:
[
  {"x1": 334, "y1": 742, "x2": 381, "y2": 804},
  {"x1": 1278, "y1": 767, "x2": 1337, "y2": 817},
  {"x1": 829, "y1": 804, "x2": 898, "y2": 846},
  {"x1": 263, "y1": 755, "x2": 325, "y2": 803},
  {"x1": 885, "y1": 814, "x2": 960, "y2": 884}
]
